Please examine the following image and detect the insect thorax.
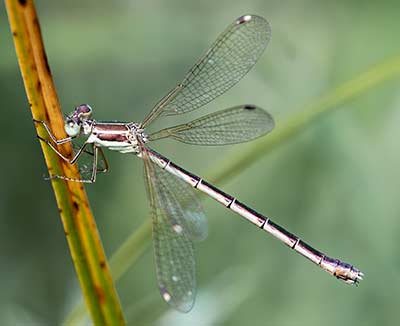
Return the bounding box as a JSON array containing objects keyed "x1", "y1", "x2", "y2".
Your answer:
[
  {"x1": 88, "y1": 121, "x2": 148, "y2": 155},
  {"x1": 126, "y1": 122, "x2": 148, "y2": 157},
  {"x1": 127, "y1": 122, "x2": 149, "y2": 146}
]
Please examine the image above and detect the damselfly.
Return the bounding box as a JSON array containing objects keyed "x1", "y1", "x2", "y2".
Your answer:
[{"x1": 35, "y1": 15, "x2": 363, "y2": 312}]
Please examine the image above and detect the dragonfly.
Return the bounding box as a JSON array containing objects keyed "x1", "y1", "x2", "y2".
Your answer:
[{"x1": 35, "y1": 14, "x2": 363, "y2": 312}]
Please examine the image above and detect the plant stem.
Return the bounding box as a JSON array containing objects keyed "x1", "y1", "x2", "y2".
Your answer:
[{"x1": 5, "y1": 1, "x2": 126, "y2": 325}]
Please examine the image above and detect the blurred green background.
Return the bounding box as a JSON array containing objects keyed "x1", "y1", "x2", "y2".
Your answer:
[{"x1": 1, "y1": 0, "x2": 400, "y2": 325}]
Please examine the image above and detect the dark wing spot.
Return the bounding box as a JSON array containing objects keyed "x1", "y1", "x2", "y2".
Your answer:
[
  {"x1": 243, "y1": 105, "x2": 256, "y2": 110},
  {"x1": 236, "y1": 15, "x2": 252, "y2": 25},
  {"x1": 18, "y1": 0, "x2": 27, "y2": 6}
]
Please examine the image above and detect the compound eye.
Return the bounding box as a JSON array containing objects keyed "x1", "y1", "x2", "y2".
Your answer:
[
  {"x1": 76, "y1": 104, "x2": 92, "y2": 118},
  {"x1": 65, "y1": 120, "x2": 80, "y2": 137}
]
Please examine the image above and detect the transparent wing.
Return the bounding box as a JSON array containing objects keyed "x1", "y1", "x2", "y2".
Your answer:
[
  {"x1": 144, "y1": 152, "x2": 208, "y2": 242},
  {"x1": 148, "y1": 104, "x2": 275, "y2": 145},
  {"x1": 142, "y1": 149, "x2": 207, "y2": 312},
  {"x1": 71, "y1": 142, "x2": 108, "y2": 179},
  {"x1": 141, "y1": 15, "x2": 271, "y2": 128}
]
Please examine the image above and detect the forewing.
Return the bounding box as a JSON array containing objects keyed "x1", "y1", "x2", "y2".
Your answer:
[
  {"x1": 141, "y1": 15, "x2": 271, "y2": 127},
  {"x1": 148, "y1": 105, "x2": 275, "y2": 145},
  {"x1": 142, "y1": 150, "x2": 207, "y2": 312}
]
